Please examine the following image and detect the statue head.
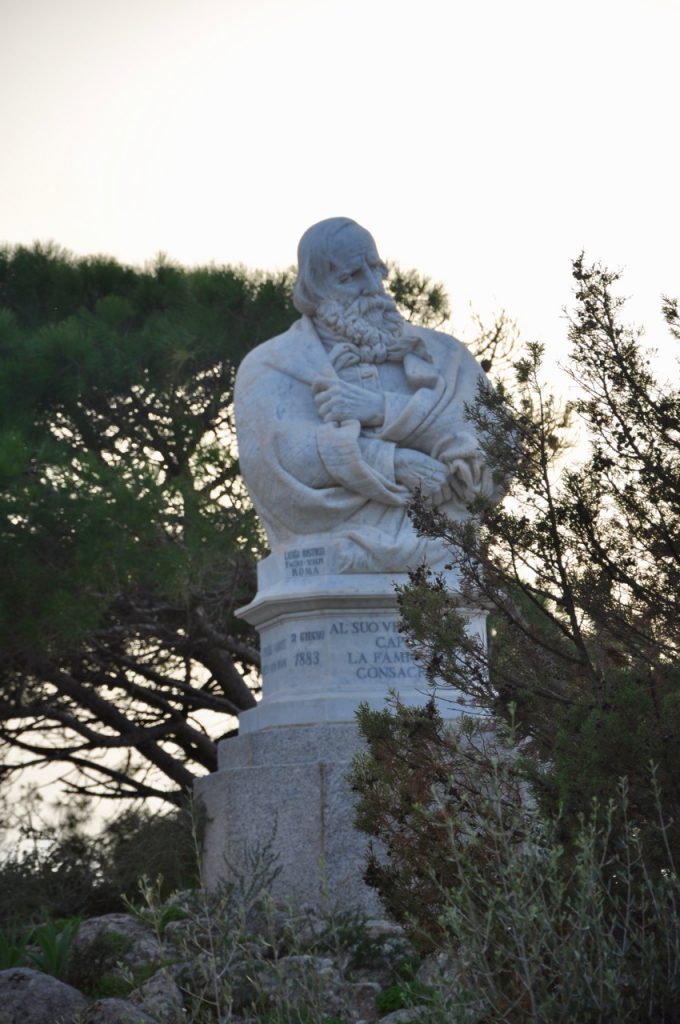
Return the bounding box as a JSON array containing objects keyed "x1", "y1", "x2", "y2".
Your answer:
[{"x1": 292, "y1": 217, "x2": 388, "y2": 317}]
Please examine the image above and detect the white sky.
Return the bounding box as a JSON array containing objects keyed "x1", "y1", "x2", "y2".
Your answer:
[{"x1": 1, "y1": 0, "x2": 679, "y2": 369}]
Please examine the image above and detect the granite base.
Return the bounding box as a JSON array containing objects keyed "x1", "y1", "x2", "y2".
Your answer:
[{"x1": 194, "y1": 722, "x2": 382, "y2": 914}]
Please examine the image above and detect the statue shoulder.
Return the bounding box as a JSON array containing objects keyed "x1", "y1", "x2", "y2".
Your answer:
[
  {"x1": 236, "y1": 318, "x2": 308, "y2": 382},
  {"x1": 409, "y1": 324, "x2": 479, "y2": 363}
]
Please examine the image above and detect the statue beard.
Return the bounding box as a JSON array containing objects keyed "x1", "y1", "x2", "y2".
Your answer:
[{"x1": 313, "y1": 293, "x2": 406, "y2": 364}]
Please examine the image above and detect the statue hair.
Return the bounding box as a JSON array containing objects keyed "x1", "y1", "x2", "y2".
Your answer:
[{"x1": 292, "y1": 217, "x2": 372, "y2": 316}]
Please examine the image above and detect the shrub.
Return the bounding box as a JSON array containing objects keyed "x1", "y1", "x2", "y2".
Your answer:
[
  {"x1": 0, "y1": 803, "x2": 197, "y2": 929},
  {"x1": 351, "y1": 699, "x2": 680, "y2": 1022},
  {"x1": 350, "y1": 698, "x2": 528, "y2": 950}
]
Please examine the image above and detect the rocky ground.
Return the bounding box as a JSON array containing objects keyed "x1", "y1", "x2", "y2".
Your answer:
[{"x1": 0, "y1": 893, "x2": 455, "y2": 1024}]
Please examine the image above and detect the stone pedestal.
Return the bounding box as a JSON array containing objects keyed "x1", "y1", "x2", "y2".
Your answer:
[
  {"x1": 196, "y1": 547, "x2": 486, "y2": 910},
  {"x1": 195, "y1": 722, "x2": 382, "y2": 913}
]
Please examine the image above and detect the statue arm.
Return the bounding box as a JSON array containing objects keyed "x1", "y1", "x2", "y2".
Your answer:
[
  {"x1": 273, "y1": 416, "x2": 404, "y2": 502},
  {"x1": 316, "y1": 420, "x2": 407, "y2": 505},
  {"x1": 379, "y1": 389, "x2": 424, "y2": 437},
  {"x1": 357, "y1": 435, "x2": 396, "y2": 480}
]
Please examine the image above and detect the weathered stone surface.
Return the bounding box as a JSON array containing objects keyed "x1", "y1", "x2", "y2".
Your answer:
[
  {"x1": 129, "y1": 968, "x2": 185, "y2": 1023},
  {"x1": 235, "y1": 217, "x2": 500, "y2": 576},
  {"x1": 241, "y1": 954, "x2": 346, "y2": 1017},
  {"x1": 416, "y1": 950, "x2": 459, "y2": 987},
  {"x1": 234, "y1": 575, "x2": 482, "y2": 734},
  {"x1": 348, "y1": 979, "x2": 382, "y2": 1020},
  {"x1": 378, "y1": 1009, "x2": 429, "y2": 1024},
  {"x1": 364, "y1": 919, "x2": 405, "y2": 940},
  {"x1": 0, "y1": 967, "x2": 87, "y2": 1024},
  {"x1": 79, "y1": 997, "x2": 158, "y2": 1023},
  {"x1": 73, "y1": 913, "x2": 163, "y2": 970},
  {"x1": 218, "y1": 720, "x2": 364, "y2": 771},
  {"x1": 196, "y1": 722, "x2": 382, "y2": 914}
]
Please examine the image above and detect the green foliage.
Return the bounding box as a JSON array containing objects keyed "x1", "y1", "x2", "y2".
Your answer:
[
  {"x1": 0, "y1": 834, "x2": 108, "y2": 927},
  {"x1": 0, "y1": 924, "x2": 31, "y2": 968},
  {"x1": 386, "y1": 263, "x2": 451, "y2": 328},
  {"x1": 350, "y1": 261, "x2": 680, "y2": 1018},
  {"x1": 65, "y1": 929, "x2": 134, "y2": 998},
  {"x1": 350, "y1": 700, "x2": 527, "y2": 950},
  {"x1": 27, "y1": 916, "x2": 80, "y2": 979},
  {"x1": 310, "y1": 908, "x2": 412, "y2": 976},
  {"x1": 400, "y1": 259, "x2": 680, "y2": 862},
  {"x1": 0, "y1": 916, "x2": 80, "y2": 980},
  {"x1": 0, "y1": 242, "x2": 297, "y2": 802},
  {"x1": 65, "y1": 923, "x2": 166, "y2": 999},
  {"x1": 375, "y1": 980, "x2": 434, "y2": 1013},
  {"x1": 435, "y1": 790, "x2": 680, "y2": 1023},
  {"x1": 0, "y1": 802, "x2": 197, "y2": 928},
  {"x1": 102, "y1": 803, "x2": 202, "y2": 901},
  {"x1": 352, "y1": 704, "x2": 680, "y2": 1022}
]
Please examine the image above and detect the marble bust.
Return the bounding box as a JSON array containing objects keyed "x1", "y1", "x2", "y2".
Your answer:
[{"x1": 234, "y1": 218, "x2": 498, "y2": 574}]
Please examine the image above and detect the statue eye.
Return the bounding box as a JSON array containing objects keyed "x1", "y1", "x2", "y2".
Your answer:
[{"x1": 339, "y1": 269, "x2": 361, "y2": 284}]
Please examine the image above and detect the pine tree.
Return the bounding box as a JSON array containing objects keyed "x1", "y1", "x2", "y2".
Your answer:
[
  {"x1": 397, "y1": 257, "x2": 680, "y2": 858},
  {"x1": 0, "y1": 244, "x2": 296, "y2": 804}
]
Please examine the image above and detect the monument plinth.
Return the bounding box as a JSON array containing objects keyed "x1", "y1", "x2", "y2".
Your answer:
[
  {"x1": 196, "y1": 218, "x2": 501, "y2": 911},
  {"x1": 196, "y1": 550, "x2": 486, "y2": 910},
  {"x1": 237, "y1": 547, "x2": 486, "y2": 734}
]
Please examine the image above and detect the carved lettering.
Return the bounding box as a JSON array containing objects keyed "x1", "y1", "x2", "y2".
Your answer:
[{"x1": 356, "y1": 665, "x2": 422, "y2": 680}]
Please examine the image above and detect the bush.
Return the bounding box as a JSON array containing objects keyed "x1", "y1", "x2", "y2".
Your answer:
[
  {"x1": 350, "y1": 698, "x2": 528, "y2": 951},
  {"x1": 351, "y1": 699, "x2": 680, "y2": 1023},
  {"x1": 0, "y1": 803, "x2": 198, "y2": 929}
]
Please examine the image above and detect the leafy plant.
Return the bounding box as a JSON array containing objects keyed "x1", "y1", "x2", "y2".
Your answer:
[
  {"x1": 65, "y1": 927, "x2": 133, "y2": 997},
  {"x1": 376, "y1": 979, "x2": 434, "y2": 1013},
  {"x1": 0, "y1": 925, "x2": 31, "y2": 969},
  {"x1": 0, "y1": 244, "x2": 295, "y2": 805},
  {"x1": 311, "y1": 908, "x2": 408, "y2": 972},
  {"x1": 27, "y1": 916, "x2": 80, "y2": 979}
]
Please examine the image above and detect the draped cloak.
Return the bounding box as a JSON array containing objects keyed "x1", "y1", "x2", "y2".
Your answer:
[{"x1": 234, "y1": 316, "x2": 495, "y2": 573}]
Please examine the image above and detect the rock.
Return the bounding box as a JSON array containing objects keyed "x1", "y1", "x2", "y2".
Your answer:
[
  {"x1": 258, "y1": 953, "x2": 341, "y2": 991},
  {"x1": 170, "y1": 951, "x2": 216, "y2": 991},
  {"x1": 129, "y1": 968, "x2": 185, "y2": 1023},
  {"x1": 416, "y1": 950, "x2": 459, "y2": 987},
  {"x1": 235, "y1": 953, "x2": 345, "y2": 1015},
  {"x1": 378, "y1": 1009, "x2": 428, "y2": 1024},
  {"x1": 364, "y1": 919, "x2": 405, "y2": 940},
  {"x1": 348, "y1": 979, "x2": 382, "y2": 1021},
  {"x1": 163, "y1": 890, "x2": 202, "y2": 916},
  {"x1": 295, "y1": 915, "x2": 327, "y2": 948},
  {"x1": 0, "y1": 967, "x2": 88, "y2": 1024},
  {"x1": 161, "y1": 918, "x2": 194, "y2": 950},
  {"x1": 79, "y1": 997, "x2": 159, "y2": 1023},
  {"x1": 73, "y1": 913, "x2": 164, "y2": 971}
]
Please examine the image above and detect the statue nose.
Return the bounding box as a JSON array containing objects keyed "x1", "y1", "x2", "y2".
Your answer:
[{"x1": 362, "y1": 263, "x2": 382, "y2": 295}]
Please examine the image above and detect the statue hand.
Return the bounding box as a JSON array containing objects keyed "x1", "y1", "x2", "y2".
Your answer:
[
  {"x1": 311, "y1": 378, "x2": 385, "y2": 426},
  {"x1": 394, "y1": 449, "x2": 452, "y2": 502}
]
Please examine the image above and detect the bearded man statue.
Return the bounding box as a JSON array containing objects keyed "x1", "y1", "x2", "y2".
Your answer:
[{"x1": 234, "y1": 217, "x2": 498, "y2": 574}]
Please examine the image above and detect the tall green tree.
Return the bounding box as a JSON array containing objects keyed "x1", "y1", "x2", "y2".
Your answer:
[
  {"x1": 0, "y1": 244, "x2": 296, "y2": 805},
  {"x1": 397, "y1": 257, "x2": 680, "y2": 854}
]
